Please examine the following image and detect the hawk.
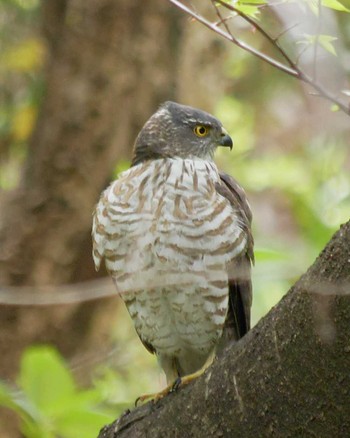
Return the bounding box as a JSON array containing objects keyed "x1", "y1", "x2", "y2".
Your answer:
[{"x1": 92, "y1": 101, "x2": 253, "y2": 398}]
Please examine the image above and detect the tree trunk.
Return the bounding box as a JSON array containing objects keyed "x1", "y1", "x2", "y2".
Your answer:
[{"x1": 98, "y1": 220, "x2": 350, "y2": 437}]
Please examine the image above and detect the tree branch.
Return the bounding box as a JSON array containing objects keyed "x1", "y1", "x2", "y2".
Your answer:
[
  {"x1": 167, "y1": 0, "x2": 299, "y2": 77},
  {"x1": 168, "y1": 0, "x2": 350, "y2": 116},
  {"x1": 97, "y1": 220, "x2": 350, "y2": 437}
]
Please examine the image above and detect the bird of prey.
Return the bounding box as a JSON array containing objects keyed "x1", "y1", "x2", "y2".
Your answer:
[{"x1": 92, "y1": 101, "x2": 253, "y2": 399}]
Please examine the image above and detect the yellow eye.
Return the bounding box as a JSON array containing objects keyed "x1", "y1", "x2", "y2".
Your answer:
[{"x1": 194, "y1": 125, "x2": 209, "y2": 137}]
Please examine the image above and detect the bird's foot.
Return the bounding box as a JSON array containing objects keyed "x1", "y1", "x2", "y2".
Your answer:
[
  {"x1": 135, "y1": 382, "x2": 176, "y2": 406},
  {"x1": 171, "y1": 366, "x2": 207, "y2": 388},
  {"x1": 135, "y1": 354, "x2": 215, "y2": 406},
  {"x1": 173, "y1": 349, "x2": 215, "y2": 387}
]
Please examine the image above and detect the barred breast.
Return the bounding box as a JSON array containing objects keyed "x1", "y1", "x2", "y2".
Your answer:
[{"x1": 92, "y1": 157, "x2": 248, "y2": 378}]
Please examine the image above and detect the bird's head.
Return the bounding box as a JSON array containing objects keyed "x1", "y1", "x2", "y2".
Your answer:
[{"x1": 131, "y1": 101, "x2": 233, "y2": 166}]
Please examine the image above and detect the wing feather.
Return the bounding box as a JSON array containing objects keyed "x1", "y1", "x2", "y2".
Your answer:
[{"x1": 216, "y1": 171, "x2": 254, "y2": 342}]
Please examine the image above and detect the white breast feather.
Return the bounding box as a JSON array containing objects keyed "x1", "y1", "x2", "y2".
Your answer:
[{"x1": 93, "y1": 158, "x2": 245, "y2": 293}]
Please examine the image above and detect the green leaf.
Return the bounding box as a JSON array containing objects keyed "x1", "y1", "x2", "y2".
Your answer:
[
  {"x1": 18, "y1": 346, "x2": 76, "y2": 414},
  {"x1": 235, "y1": 4, "x2": 260, "y2": 17},
  {"x1": 21, "y1": 421, "x2": 55, "y2": 438},
  {"x1": 297, "y1": 34, "x2": 338, "y2": 56},
  {"x1": 322, "y1": 0, "x2": 350, "y2": 12},
  {"x1": 296, "y1": 34, "x2": 315, "y2": 49},
  {"x1": 239, "y1": 0, "x2": 266, "y2": 3},
  {"x1": 56, "y1": 408, "x2": 114, "y2": 438},
  {"x1": 1, "y1": 346, "x2": 117, "y2": 438},
  {"x1": 0, "y1": 382, "x2": 47, "y2": 438},
  {"x1": 306, "y1": 0, "x2": 350, "y2": 14},
  {"x1": 0, "y1": 382, "x2": 25, "y2": 414},
  {"x1": 233, "y1": 0, "x2": 267, "y2": 18},
  {"x1": 318, "y1": 34, "x2": 338, "y2": 56}
]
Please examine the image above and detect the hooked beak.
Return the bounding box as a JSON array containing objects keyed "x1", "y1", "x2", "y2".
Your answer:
[{"x1": 219, "y1": 127, "x2": 233, "y2": 150}]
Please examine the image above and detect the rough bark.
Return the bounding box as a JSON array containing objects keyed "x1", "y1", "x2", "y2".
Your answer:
[{"x1": 98, "y1": 220, "x2": 350, "y2": 438}]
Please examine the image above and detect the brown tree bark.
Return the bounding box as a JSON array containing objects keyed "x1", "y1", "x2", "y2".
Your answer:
[
  {"x1": 98, "y1": 220, "x2": 350, "y2": 438},
  {"x1": 0, "y1": 0, "x2": 184, "y2": 380}
]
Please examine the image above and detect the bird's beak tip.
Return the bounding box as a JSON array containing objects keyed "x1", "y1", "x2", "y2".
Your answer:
[{"x1": 219, "y1": 128, "x2": 233, "y2": 150}]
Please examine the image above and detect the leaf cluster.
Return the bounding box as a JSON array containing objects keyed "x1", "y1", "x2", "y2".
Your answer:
[{"x1": 0, "y1": 346, "x2": 114, "y2": 438}]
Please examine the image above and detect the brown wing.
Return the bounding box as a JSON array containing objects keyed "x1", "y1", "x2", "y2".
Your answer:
[{"x1": 216, "y1": 171, "x2": 254, "y2": 343}]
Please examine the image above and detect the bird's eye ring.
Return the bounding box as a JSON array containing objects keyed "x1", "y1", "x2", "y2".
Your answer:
[{"x1": 194, "y1": 125, "x2": 209, "y2": 137}]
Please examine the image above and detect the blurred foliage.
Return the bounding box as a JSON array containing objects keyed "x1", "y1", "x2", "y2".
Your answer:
[
  {"x1": 0, "y1": 0, "x2": 45, "y2": 189},
  {"x1": 0, "y1": 305, "x2": 162, "y2": 437},
  {"x1": 211, "y1": 0, "x2": 350, "y2": 328},
  {"x1": 0, "y1": 346, "x2": 114, "y2": 438},
  {"x1": 215, "y1": 98, "x2": 350, "y2": 325}
]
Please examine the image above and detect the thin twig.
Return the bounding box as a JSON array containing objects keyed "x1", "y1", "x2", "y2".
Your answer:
[
  {"x1": 295, "y1": 44, "x2": 311, "y2": 66},
  {"x1": 211, "y1": 0, "x2": 233, "y2": 38},
  {"x1": 214, "y1": 0, "x2": 297, "y2": 69},
  {"x1": 168, "y1": 0, "x2": 350, "y2": 115},
  {"x1": 274, "y1": 22, "x2": 300, "y2": 41},
  {"x1": 167, "y1": 0, "x2": 299, "y2": 77}
]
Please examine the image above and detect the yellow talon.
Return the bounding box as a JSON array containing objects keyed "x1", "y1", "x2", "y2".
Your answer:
[
  {"x1": 135, "y1": 383, "x2": 175, "y2": 406},
  {"x1": 135, "y1": 352, "x2": 215, "y2": 406}
]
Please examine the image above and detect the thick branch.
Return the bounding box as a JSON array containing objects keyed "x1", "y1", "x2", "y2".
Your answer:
[{"x1": 98, "y1": 220, "x2": 350, "y2": 437}]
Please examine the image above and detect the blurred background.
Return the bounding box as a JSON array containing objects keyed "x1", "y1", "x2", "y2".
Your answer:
[{"x1": 0, "y1": 0, "x2": 349, "y2": 436}]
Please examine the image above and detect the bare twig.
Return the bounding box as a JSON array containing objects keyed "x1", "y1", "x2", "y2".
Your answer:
[
  {"x1": 167, "y1": 0, "x2": 299, "y2": 77},
  {"x1": 168, "y1": 0, "x2": 350, "y2": 115},
  {"x1": 274, "y1": 23, "x2": 300, "y2": 41},
  {"x1": 213, "y1": 0, "x2": 297, "y2": 69}
]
